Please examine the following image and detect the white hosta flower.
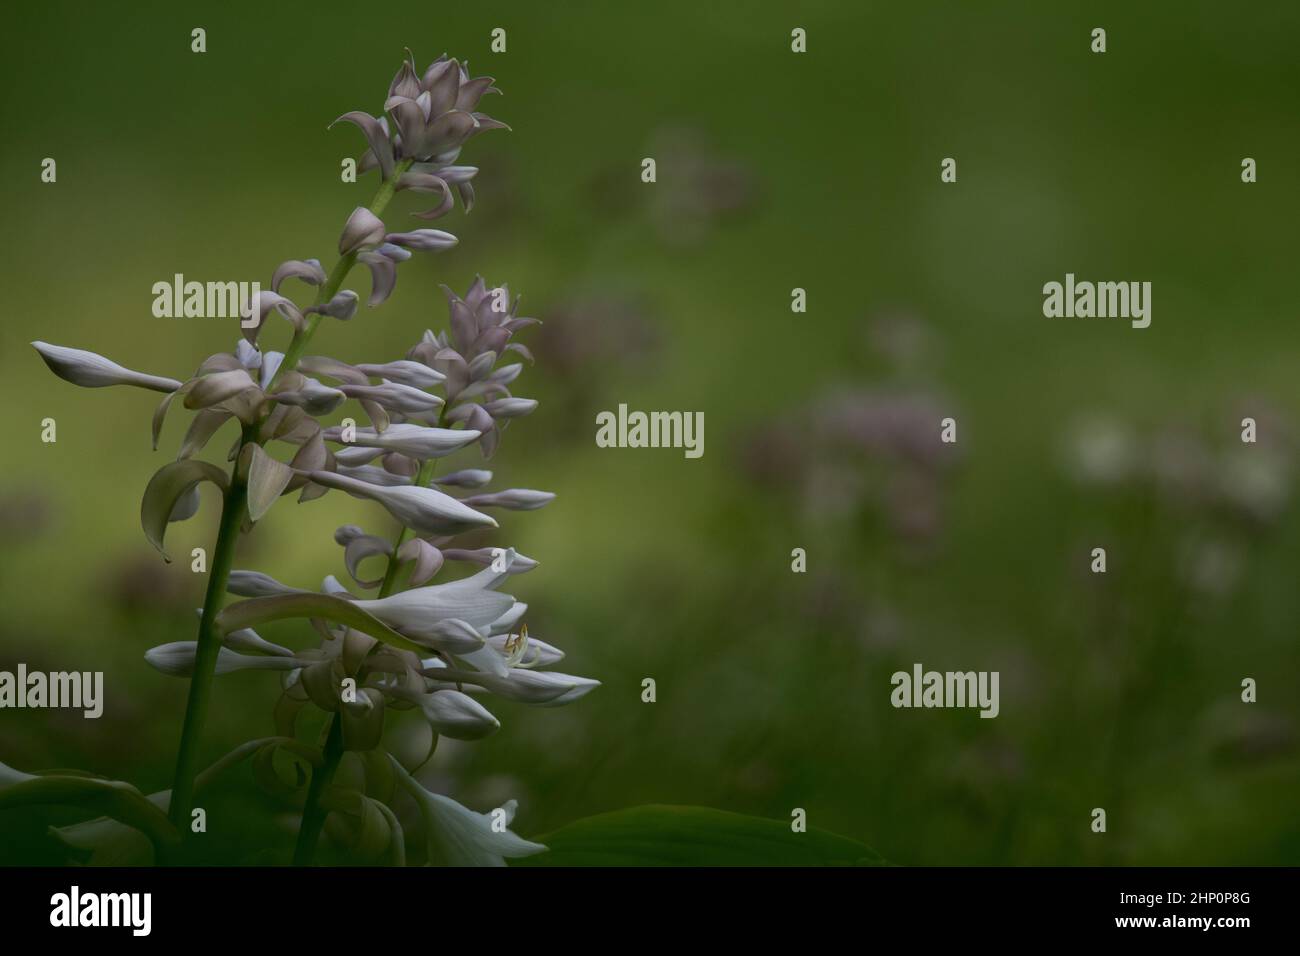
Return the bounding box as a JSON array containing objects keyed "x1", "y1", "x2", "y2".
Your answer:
[
  {"x1": 33, "y1": 342, "x2": 182, "y2": 393},
  {"x1": 308, "y1": 470, "x2": 498, "y2": 535},
  {"x1": 353, "y1": 579, "x2": 511, "y2": 641},
  {"x1": 352, "y1": 551, "x2": 518, "y2": 650},
  {"x1": 145, "y1": 641, "x2": 303, "y2": 677},
  {"x1": 391, "y1": 758, "x2": 545, "y2": 867},
  {"x1": 325, "y1": 422, "x2": 481, "y2": 459}
]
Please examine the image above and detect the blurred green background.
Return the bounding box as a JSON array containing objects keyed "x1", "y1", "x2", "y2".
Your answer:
[{"x1": 2, "y1": 0, "x2": 1298, "y2": 865}]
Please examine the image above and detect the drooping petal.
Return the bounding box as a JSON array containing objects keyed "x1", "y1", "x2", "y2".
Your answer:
[{"x1": 356, "y1": 251, "x2": 398, "y2": 307}]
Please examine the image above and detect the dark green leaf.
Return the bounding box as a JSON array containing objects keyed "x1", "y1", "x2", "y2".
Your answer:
[{"x1": 512, "y1": 804, "x2": 887, "y2": 867}]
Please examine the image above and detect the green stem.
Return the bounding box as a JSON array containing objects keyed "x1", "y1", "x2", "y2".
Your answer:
[
  {"x1": 165, "y1": 161, "x2": 414, "y2": 847},
  {"x1": 273, "y1": 158, "x2": 413, "y2": 390},
  {"x1": 291, "y1": 718, "x2": 344, "y2": 865},
  {"x1": 166, "y1": 429, "x2": 253, "y2": 834}
]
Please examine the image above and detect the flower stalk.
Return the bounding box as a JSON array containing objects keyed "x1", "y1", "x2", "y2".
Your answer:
[{"x1": 168, "y1": 160, "x2": 413, "y2": 836}]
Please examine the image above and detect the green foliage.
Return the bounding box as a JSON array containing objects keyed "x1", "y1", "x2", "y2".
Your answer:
[{"x1": 514, "y1": 804, "x2": 886, "y2": 867}]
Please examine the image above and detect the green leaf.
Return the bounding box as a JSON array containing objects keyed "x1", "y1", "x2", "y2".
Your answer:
[
  {"x1": 214, "y1": 592, "x2": 429, "y2": 655},
  {"x1": 247, "y1": 444, "x2": 293, "y2": 522},
  {"x1": 512, "y1": 804, "x2": 887, "y2": 867},
  {"x1": 140, "y1": 459, "x2": 230, "y2": 561},
  {"x1": 0, "y1": 775, "x2": 179, "y2": 850}
]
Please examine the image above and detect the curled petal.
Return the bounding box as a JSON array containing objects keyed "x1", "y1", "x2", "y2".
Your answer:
[
  {"x1": 345, "y1": 534, "x2": 395, "y2": 589},
  {"x1": 271, "y1": 258, "x2": 327, "y2": 293},
  {"x1": 397, "y1": 537, "x2": 444, "y2": 586},
  {"x1": 356, "y1": 251, "x2": 397, "y2": 307},
  {"x1": 241, "y1": 291, "x2": 304, "y2": 345},
  {"x1": 330, "y1": 111, "x2": 395, "y2": 179}
]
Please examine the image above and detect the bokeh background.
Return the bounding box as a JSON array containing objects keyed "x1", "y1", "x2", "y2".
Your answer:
[{"x1": 2, "y1": 0, "x2": 1298, "y2": 865}]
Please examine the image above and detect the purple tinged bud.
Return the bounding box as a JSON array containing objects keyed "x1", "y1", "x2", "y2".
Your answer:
[{"x1": 384, "y1": 229, "x2": 458, "y2": 252}]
